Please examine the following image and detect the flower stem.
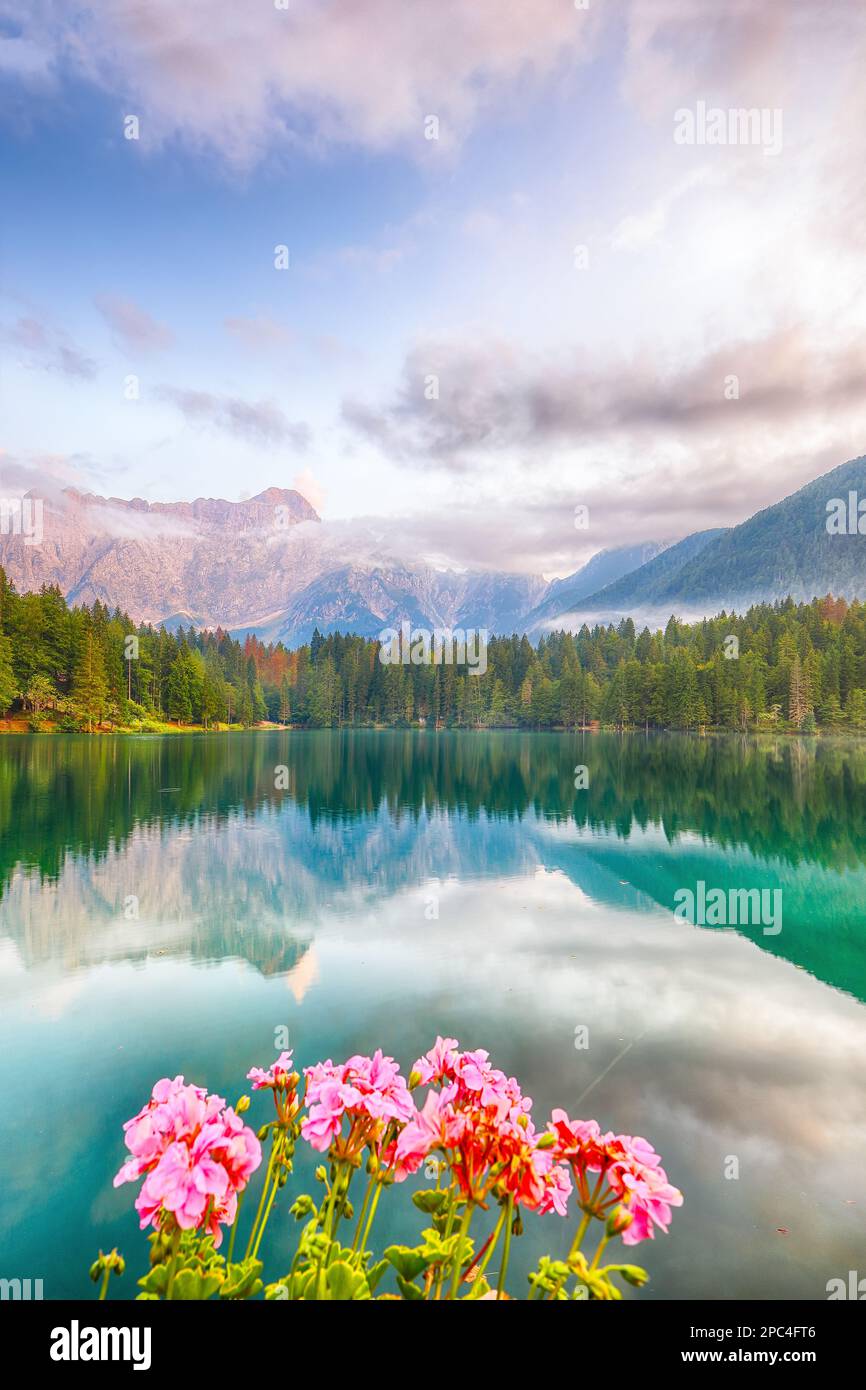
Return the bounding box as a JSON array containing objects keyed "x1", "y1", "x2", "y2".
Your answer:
[
  {"x1": 356, "y1": 1180, "x2": 383, "y2": 1263},
  {"x1": 315, "y1": 1164, "x2": 342, "y2": 1298},
  {"x1": 467, "y1": 1204, "x2": 507, "y2": 1298},
  {"x1": 569, "y1": 1210, "x2": 591, "y2": 1261},
  {"x1": 589, "y1": 1232, "x2": 610, "y2": 1272},
  {"x1": 98, "y1": 1266, "x2": 111, "y2": 1302},
  {"x1": 464, "y1": 1227, "x2": 497, "y2": 1282},
  {"x1": 496, "y1": 1195, "x2": 514, "y2": 1300},
  {"x1": 329, "y1": 1167, "x2": 353, "y2": 1251},
  {"x1": 447, "y1": 1203, "x2": 474, "y2": 1301},
  {"x1": 244, "y1": 1135, "x2": 279, "y2": 1260},
  {"x1": 569, "y1": 1172, "x2": 606, "y2": 1261},
  {"x1": 251, "y1": 1150, "x2": 282, "y2": 1260},
  {"x1": 433, "y1": 1182, "x2": 459, "y2": 1299},
  {"x1": 350, "y1": 1174, "x2": 375, "y2": 1255},
  {"x1": 321, "y1": 1168, "x2": 339, "y2": 1240}
]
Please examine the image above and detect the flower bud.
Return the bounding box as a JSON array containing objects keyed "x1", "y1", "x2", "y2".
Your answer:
[
  {"x1": 290, "y1": 1194, "x2": 315, "y2": 1219},
  {"x1": 315, "y1": 1165, "x2": 328, "y2": 1184},
  {"x1": 619, "y1": 1264, "x2": 649, "y2": 1287},
  {"x1": 606, "y1": 1206, "x2": 634, "y2": 1237},
  {"x1": 235, "y1": 1095, "x2": 251, "y2": 1114},
  {"x1": 535, "y1": 1131, "x2": 556, "y2": 1150},
  {"x1": 408, "y1": 1070, "x2": 422, "y2": 1090}
]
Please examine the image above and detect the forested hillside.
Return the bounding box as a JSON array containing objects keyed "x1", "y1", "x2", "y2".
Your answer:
[
  {"x1": 1, "y1": 565, "x2": 866, "y2": 732},
  {"x1": 642, "y1": 454, "x2": 866, "y2": 605}
]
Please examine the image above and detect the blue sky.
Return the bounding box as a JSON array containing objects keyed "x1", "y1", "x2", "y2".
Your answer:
[{"x1": 2, "y1": 1, "x2": 865, "y2": 576}]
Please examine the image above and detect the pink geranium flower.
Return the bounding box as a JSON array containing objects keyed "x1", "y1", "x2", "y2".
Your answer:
[
  {"x1": 247, "y1": 1050, "x2": 295, "y2": 1091},
  {"x1": 114, "y1": 1076, "x2": 262, "y2": 1247},
  {"x1": 301, "y1": 1050, "x2": 415, "y2": 1157},
  {"x1": 393, "y1": 1084, "x2": 465, "y2": 1176},
  {"x1": 413, "y1": 1036, "x2": 459, "y2": 1085},
  {"x1": 404, "y1": 1041, "x2": 569, "y2": 1212},
  {"x1": 535, "y1": 1157, "x2": 573, "y2": 1218},
  {"x1": 546, "y1": 1111, "x2": 682, "y2": 1245},
  {"x1": 607, "y1": 1134, "x2": 683, "y2": 1245}
]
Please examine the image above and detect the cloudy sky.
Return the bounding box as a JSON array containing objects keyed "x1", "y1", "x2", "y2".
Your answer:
[{"x1": 1, "y1": 0, "x2": 865, "y2": 577}]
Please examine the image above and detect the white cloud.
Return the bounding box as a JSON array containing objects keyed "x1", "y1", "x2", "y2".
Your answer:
[
  {"x1": 5, "y1": 0, "x2": 601, "y2": 166},
  {"x1": 610, "y1": 166, "x2": 717, "y2": 251}
]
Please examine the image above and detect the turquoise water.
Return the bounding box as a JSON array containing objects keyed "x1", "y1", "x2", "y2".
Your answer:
[{"x1": 1, "y1": 730, "x2": 865, "y2": 1298}]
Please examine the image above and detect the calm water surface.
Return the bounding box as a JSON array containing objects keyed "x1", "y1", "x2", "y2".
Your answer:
[{"x1": 1, "y1": 730, "x2": 865, "y2": 1299}]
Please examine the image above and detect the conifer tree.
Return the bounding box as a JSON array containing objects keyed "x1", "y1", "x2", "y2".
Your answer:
[
  {"x1": 0, "y1": 632, "x2": 16, "y2": 717},
  {"x1": 73, "y1": 630, "x2": 109, "y2": 732}
]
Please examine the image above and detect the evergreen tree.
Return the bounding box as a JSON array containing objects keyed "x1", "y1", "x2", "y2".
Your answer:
[
  {"x1": 166, "y1": 652, "x2": 193, "y2": 724},
  {"x1": 73, "y1": 631, "x2": 109, "y2": 732},
  {"x1": 3, "y1": 583, "x2": 866, "y2": 735},
  {"x1": 845, "y1": 689, "x2": 866, "y2": 729},
  {"x1": 278, "y1": 674, "x2": 292, "y2": 724},
  {"x1": 0, "y1": 632, "x2": 16, "y2": 716},
  {"x1": 201, "y1": 663, "x2": 226, "y2": 728},
  {"x1": 307, "y1": 657, "x2": 342, "y2": 727},
  {"x1": 788, "y1": 654, "x2": 811, "y2": 725}
]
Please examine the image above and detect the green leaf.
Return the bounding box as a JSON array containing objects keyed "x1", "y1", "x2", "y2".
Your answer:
[
  {"x1": 395, "y1": 1274, "x2": 425, "y2": 1301},
  {"x1": 170, "y1": 1268, "x2": 224, "y2": 1301},
  {"x1": 136, "y1": 1265, "x2": 169, "y2": 1297},
  {"x1": 420, "y1": 1228, "x2": 463, "y2": 1264},
  {"x1": 383, "y1": 1244, "x2": 428, "y2": 1281},
  {"x1": 294, "y1": 1268, "x2": 319, "y2": 1301},
  {"x1": 220, "y1": 1258, "x2": 264, "y2": 1300},
  {"x1": 326, "y1": 1261, "x2": 371, "y2": 1301},
  {"x1": 366, "y1": 1258, "x2": 390, "y2": 1294},
  {"x1": 412, "y1": 1189, "x2": 449, "y2": 1216}
]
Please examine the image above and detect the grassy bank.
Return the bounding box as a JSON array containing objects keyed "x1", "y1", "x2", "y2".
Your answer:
[{"x1": 0, "y1": 716, "x2": 282, "y2": 735}]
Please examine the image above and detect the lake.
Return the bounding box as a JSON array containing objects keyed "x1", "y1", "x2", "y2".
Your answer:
[{"x1": 1, "y1": 729, "x2": 865, "y2": 1299}]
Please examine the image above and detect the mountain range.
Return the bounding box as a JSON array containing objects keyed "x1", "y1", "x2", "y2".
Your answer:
[
  {"x1": 1, "y1": 455, "x2": 864, "y2": 642},
  {"x1": 553, "y1": 454, "x2": 866, "y2": 627}
]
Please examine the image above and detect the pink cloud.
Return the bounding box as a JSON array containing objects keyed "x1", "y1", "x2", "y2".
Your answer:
[
  {"x1": 224, "y1": 315, "x2": 292, "y2": 350},
  {"x1": 94, "y1": 295, "x2": 174, "y2": 354}
]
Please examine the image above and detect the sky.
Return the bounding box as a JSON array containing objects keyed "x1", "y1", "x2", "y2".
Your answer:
[{"x1": 1, "y1": 0, "x2": 865, "y2": 579}]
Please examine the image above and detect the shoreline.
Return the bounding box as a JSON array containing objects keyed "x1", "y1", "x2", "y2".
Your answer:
[{"x1": 2, "y1": 720, "x2": 865, "y2": 739}]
